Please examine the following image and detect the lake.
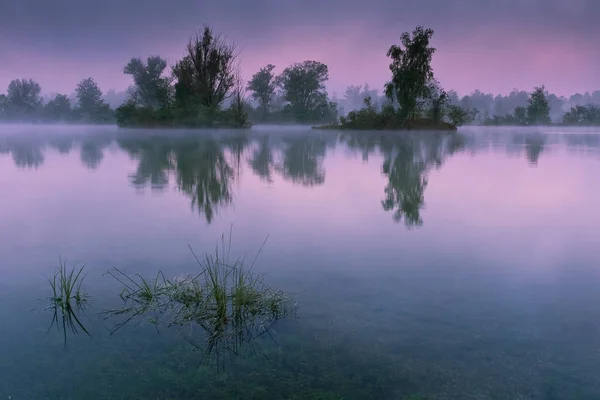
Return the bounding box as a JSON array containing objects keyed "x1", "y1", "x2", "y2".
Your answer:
[{"x1": 0, "y1": 124, "x2": 599, "y2": 400}]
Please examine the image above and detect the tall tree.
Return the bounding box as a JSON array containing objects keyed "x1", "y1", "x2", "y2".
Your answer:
[
  {"x1": 172, "y1": 25, "x2": 238, "y2": 113},
  {"x1": 44, "y1": 94, "x2": 72, "y2": 120},
  {"x1": 246, "y1": 64, "x2": 276, "y2": 121},
  {"x1": 385, "y1": 26, "x2": 436, "y2": 122},
  {"x1": 0, "y1": 94, "x2": 6, "y2": 118},
  {"x1": 526, "y1": 85, "x2": 551, "y2": 125},
  {"x1": 424, "y1": 81, "x2": 448, "y2": 123},
  {"x1": 275, "y1": 60, "x2": 331, "y2": 122},
  {"x1": 124, "y1": 56, "x2": 172, "y2": 109},
  {"x1": 5, "y1": 79, "x2": 42, "y2": 117},
  {"x1": 75, "y1": 77, "x2": 106, "y2": 118}
]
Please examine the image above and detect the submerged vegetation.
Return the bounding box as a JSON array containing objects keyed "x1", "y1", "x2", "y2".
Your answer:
[
  {"x1": 43, "y1": 231, "x2": 296, "y2": 367},
  {"x1": 45, "y1": 258, "x2": 90, "y2": 347},
  {"x1": 104, "y1": 234, "x2": 295, "y2": 365}
]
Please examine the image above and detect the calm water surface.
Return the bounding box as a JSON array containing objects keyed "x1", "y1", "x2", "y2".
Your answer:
[{"x1": 0, "y1": 124, "x2": 599, "y2": 399}]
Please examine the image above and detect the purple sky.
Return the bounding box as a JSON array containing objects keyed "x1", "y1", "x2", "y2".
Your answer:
[{"x1": 1, "y1": 0, "x2": 599, "y2": 98}]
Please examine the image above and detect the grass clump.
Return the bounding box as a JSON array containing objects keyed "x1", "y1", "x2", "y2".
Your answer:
[
  {"x1": 104, "y1": 230, "x2": 296, "y2": 365},
  {"x1": 45, "y1": 257, "x2": 91, "y2": 347}
]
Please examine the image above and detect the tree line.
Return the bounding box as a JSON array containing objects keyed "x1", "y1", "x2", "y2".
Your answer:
[
  {"x1": 2, "y1": 24, "x2": 600, "y2": 128},
  {"x1": 116, "y1": 26, "x2": 338, "y2": 128},
  {"x1": 340, "y1": 84, "x2": 600, "y2": 127},
  {"x1": 0, "y1": 77, "x2": 114, "y2": 123}
]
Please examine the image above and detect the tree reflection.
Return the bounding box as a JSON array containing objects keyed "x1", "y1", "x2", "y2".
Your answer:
[
  {"x1": 381, "y1": 141, "x2": 428, "y2": 227},
  {"x1": 340, "y1": 131, "x2": 465, "y2": 228},
  {"x1": 119, "y1": 135, "x2": 244, "y2": 224},
  {"x1": 248, "y1": 136, "x2": 274, "y2": 183},
  {"x1": 222, "y1": 133, "x2": 250, "y2": 178},
  {"x1": 80, "y1": 139, "x2": 107, "y2": 170},
  {"x1": 11, "y1": 142, "x2": 45, "y2": 168},
  {"x1": 118, "y1": 139, "x2": 173, "y2": 190},
  {"x1": 49, "y1": 137, "x2": 74, "y2": 155},
  {"x1": 276, "y1": 137, "x2": 327, "y2": 186},
  {"x1": 174, "y1": 139, "x2": 235, "y2": 223},
  {"x1": 524, "y1": 135, "x2": 545, "y2": 165}
]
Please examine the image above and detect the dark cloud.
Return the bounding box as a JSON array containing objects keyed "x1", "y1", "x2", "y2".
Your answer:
[{"x1": 0, "y1": 0, "x2": 598, "y2": 95}]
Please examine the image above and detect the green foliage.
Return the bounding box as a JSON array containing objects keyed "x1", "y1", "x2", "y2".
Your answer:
[
  {"x1": 246, "y1": 64, "x2": 276, "y2": 121},
  {"x1": 526, "y1": 85, "x2": 551, "y2": 125},
  {"x1": 514, "y1": 106, "x2": 528, "y2": 125},
  {"x1": 0, "y1": 93, "x2": 7, "y2": 118},
  {"x1": 5, "y1": 79, "x2": 42, "y2": 118},
  {"x1": 174, "y1": 25, "x2": 237, "y2": 111},
  {"x1": 124, "y1": 56, "x2": 172, "y2": 109},
  {"x1": 385, "y1": 26, "x2": 436, "y2": 121},
  {"x1": 484, "y1": 87, "x2": 551, "y2": 126},
  {"x1": 424, "y1": 82, "x2": 449, "y2": 123},
  {"x1": 323, "y1": 96, "x2": 456, "y2": 131},
  {"x1": 43, "y1": 94, "x2": 72, "y2": 121},
  {"x1": 75, "y1": 77, "x2": 114, "y2": 122},
  {"x1": 327, "y1": 26, "x2": 454, "y2": 131},
  {"x1": 446, "y1": 105, "x2": 473, "y2": 127},
  {"x1": 104, "y1": 232, "x2": 296, "y2": 366},
  {"x1": 562, "y1": 104, "x2": 600, "y2": 125},
  {"x1": 117, "y1": 25, "x2": 249, "y2": 128},
  {"x1": 275, "y1": 60, "x2": 337, "y2": 123},
  {"x1": 45, "y1": 258, "x2": 90, "y2": 348},
  {"x1": 115, "y1": 101, "x2": 174, "y2": 127},
  {"x1": 225, "y1": 82, "x2": 251, "y2": 128}
]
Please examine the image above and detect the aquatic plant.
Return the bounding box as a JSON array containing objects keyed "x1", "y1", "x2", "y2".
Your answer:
[
  {"x1": 45, "y1": 258, "x2": 90, "y2": 347},
  {"x1": 104, "y1": 230, "x2": 296, "y2": 365}
]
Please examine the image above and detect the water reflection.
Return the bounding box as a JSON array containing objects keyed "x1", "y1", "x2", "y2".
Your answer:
[
  {"x1": 80, "y1": 139, "x2": 108, "y2": 170},
  {"x1": 118, "y1": 138, "x2": 174, "y2": 190},
  {"x1": 174, "y1": 138, "x2": 234, "y2": 223},
  {"x1": 118, "y1": 136, "x2": 237, "y2": 223},
  {"x1": 117, "y1": 133, "x2": 336, "y2": 222},
  {"x1": 340, "y1": 132, "x2": 466, "y2": 227},
  {"x1": 12, "y1": 142, "x2": 45, "y2": 169},
  {"x1": 49, "y1": 137, "x2": 74, "y2": 155},
  {"x1": 248, "y1": 136, "x2": 274, "y2": 183},
  {"x1": 2, "y1": 128, "x2": 600, "y2": 227},
  {"x1": 524, "y1": 135, "x2": 545, "y2": 165},
  {"x1": 276, "y1": 137, "x2": 328, "y2": 186}
]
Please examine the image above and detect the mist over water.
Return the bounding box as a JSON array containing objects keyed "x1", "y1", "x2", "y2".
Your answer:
[{"x1": 0, "y1": 124, "x2": 600, "y2": 399}]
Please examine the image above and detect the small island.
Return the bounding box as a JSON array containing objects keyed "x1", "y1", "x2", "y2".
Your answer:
[{"x1": 314, "y1": 26, "x2": 467, "y2": 131}]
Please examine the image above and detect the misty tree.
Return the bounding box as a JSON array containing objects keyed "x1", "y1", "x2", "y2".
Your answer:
[
  {"x1": 493, "y1": 89, "x2": 529, "y2": 116},
  {"x1": 342, "y1": 84, "x2": 380, "y2": 113},
  {"x1": 227, "y1": 75, "x2": 250, "y2": 128},
  {"x1": 563, "y1": 104, "x2": 600, "y2": 125},
  {"x1": 5, "y1": 79, "x2": 42, "y2": 117},
  {"x1": 526, "y1": 85, "x2": 551, "y2": 125},
  {"x1": 44, "y1": 94, "x2": 72, "y2": 120},
  {"x1": 246, "y1": 64, "x2": 276, "y2": 121},
  {"x1": 0, "y1": 94, "x2": 6, "y2": 118},
  {"x1": 385, "y1": 26, "x2": 436, "y2": 121},
  {"x1": 172, "y1": 25, "x2": 238, "y2": 114},
  {"x1": 514, "y1": 106, "x2": 528, "y2": 125},
  {"x1": 275, "y1": 61, "x2": 336, "y2": 122},
  {"x1": 424, "y1": 81, "x2": 448, "y2": 123},
  {"x1": 447, "y1": 105, "x2": 471, "y2": 127},
  {"x1": 124, "y1": 56, "x2": 172, "y2": 109},
  {"x1": 76, "y1": 77, "x2": 111, "y2": 121}
]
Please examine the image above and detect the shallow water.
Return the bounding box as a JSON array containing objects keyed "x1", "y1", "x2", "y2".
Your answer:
[{"x1": 1, "y1": 124, "x2": 600, "y2": 399}]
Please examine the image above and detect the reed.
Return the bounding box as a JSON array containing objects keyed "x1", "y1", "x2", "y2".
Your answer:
[
  {"x1": 45, "y1": 257, "x2": 90, "y2": 347},
  {"x1": 104, "y1": 229, "x2": 296, "y2": 365}
]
